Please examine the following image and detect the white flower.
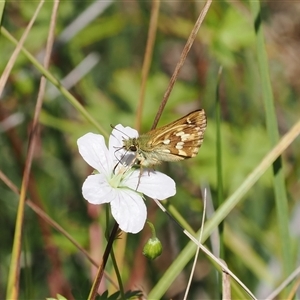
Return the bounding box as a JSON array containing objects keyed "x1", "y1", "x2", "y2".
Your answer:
[{"x1": 77, "y1": 125, "x2": 176, "y2": 234}]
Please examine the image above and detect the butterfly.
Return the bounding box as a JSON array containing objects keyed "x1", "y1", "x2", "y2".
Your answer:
[{"x1": 122, "y1": 109, "x2": 207, "y2": 167}]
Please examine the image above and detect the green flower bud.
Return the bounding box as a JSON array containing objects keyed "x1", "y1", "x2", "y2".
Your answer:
[{"x1": 143, "y1": 237, "x2": 163, "y2": 260}]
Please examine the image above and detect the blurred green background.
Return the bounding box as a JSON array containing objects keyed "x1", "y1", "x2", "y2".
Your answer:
[{"x1": 1, "y1": 1, "x2": 300, "y2": 299}]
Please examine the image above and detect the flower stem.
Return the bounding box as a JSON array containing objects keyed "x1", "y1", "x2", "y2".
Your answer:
[
  {"x1": 110, "y1": 248, "x2": 125, "y2": 299},
  {"x1": 88, "y1": 222, "x2": 119, "y2": 300},
  {"x1": 147, "y1": 221, "x2": 156, "y2": 238}
]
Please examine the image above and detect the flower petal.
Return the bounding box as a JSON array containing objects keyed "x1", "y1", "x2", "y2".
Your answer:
[
  {"x1": 77, "y1": 133, "x2": 112, "y2": 175},
  {"x1": 82, "y1": 174, "x2": 115, "y2": 205},
  {"x1": 110, "y1": 188, "x2": 146, "y2": 234},
  {"x1": 109, "y1": 124, "x2": 139, "y2": 162},
  {"x1": 123, "y1": 170, "x2": 176, "y2": 200}
]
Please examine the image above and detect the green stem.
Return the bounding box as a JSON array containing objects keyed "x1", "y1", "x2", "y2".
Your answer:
[
  {"x1": 0, "y1": 26, "x2": 107, "y2": 137},
  {"x1": 147, "y1": 221, "x2": 156, "y2": 238},
  {"x1": 110, "y1": 248, "x2": 125, "y2": 299}
]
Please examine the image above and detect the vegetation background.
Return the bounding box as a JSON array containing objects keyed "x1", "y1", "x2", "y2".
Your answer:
[{"x1": 1, "y1": 1, "x2": 300, "y2": 299}]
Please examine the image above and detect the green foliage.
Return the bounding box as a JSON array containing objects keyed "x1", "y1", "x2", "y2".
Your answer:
[{"x1": 97, "y1": 290, "x2": 143, "y2": 300}]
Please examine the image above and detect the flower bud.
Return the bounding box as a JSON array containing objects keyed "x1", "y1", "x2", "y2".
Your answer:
[{"x1": 143, "y1": 237, "x2": 163, "y2": 260}]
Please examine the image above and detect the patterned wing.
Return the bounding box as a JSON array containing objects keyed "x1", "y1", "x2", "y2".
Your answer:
[{"x1": 143, "y1": 109, "x2": 207, "y2": 159}]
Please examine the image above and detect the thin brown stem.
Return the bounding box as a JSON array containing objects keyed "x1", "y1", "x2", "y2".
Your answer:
[
  {"x1": 151, "y1": 0, "x2": 212, "y2": 130},
  {"x1": 135, "y1": 0, "x2": 160, "y2": 131},
  {"x1": 88, "y1": 222, "x2": 120, "y2": 300},
  {"x1": 6, "y1": 1, "x2": 61, "y2": 298}
]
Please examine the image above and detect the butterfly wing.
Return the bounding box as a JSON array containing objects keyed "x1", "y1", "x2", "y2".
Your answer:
[{"x1": 140, "y1": 109, "x2": 207, "y2": 162}]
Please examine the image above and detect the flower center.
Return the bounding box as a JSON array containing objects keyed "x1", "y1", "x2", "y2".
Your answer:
[
  {"x1": 109, "y1": 172, "x2": 123, "y2": 188},
  {"x1": 108, "y1": 165, "x2": 131, "y2": 188}
]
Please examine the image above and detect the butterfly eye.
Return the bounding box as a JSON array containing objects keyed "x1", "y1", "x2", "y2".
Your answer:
[{"x1": 129, "y1": 145, "x2": 137, "y2": 152}]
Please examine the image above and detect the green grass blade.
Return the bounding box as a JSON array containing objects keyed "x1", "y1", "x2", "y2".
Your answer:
[{"x1": 249, "y1": 1, "x2": 293, "y2": 280}]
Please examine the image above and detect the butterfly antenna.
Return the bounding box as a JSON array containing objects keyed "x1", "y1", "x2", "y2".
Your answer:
[
  {"x1": 110, "y1": 124, "x2": 131, "y2": 139},
  {"x1": 113, "y1": 147, "x2": 126, "y2": 174},
  {"x1": 113, "y1": 147, "x2": 135, "y2": 174}
]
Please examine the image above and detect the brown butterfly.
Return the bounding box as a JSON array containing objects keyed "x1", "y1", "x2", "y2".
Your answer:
[{"x1": 122, "y1": 109, "x2": 207, "y2": 167}]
